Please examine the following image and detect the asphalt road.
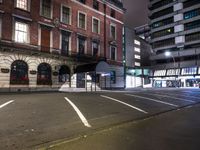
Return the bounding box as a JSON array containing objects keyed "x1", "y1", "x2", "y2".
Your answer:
[{"x1": 0, "y1": 89, "x2": 200, "y2": 150}]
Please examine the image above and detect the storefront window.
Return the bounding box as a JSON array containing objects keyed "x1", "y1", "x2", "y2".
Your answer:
[
  {"x1": 10, "y1": 60, "x2": 29, "y2": 85},
  {"x1": 37, "y1": 63, "x2": 52, "y2": 85}
]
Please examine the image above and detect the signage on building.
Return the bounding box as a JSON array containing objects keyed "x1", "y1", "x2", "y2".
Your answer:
[
  {"x1": 1, "y1": 68, "x2": 9, "y2": 73},
  {"x1": 30, "y1": 70, "x2": 37, "y2": 75}
]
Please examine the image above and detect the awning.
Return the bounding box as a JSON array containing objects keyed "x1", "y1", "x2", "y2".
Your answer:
[{"x1": 74, "y1": 61, "x2": 110, "y2": 74}]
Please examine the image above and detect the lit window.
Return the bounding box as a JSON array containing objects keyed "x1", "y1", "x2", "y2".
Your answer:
[
  {"x1": 135, "y1": 62, "x2": 141, "y2": 66},
  {"x1": 135, "y1": 54, "x2": 141, "y2": 59},
  {"x1": 16, "y1": 0, "x2": 28, "y2": 10},
  {"x1": 134, "y1": 40, "x2": 140, "y2": 45},
  {"x1": 15, "y1": 22, "x2": 28, "y2": 43},
  {"x1": 78, "y1": 12, "x2": 86, "y2": 29},
  {"x1": 134, "y1": 47, "x2": 140, "y2": 52},
  {"x1": 92, "y1": 18, "x2": 100, "y2": 34},
  {"x1": 154, "y1": 70, "x2": 166, "y2": 76},
  {"x1": 61, "y1": 6, "x2": 70, "y2": 24}
]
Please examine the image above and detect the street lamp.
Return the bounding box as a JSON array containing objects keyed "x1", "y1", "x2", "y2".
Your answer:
[{"x1": 165, "y1": 51, "x2": 178, "y2": 87}]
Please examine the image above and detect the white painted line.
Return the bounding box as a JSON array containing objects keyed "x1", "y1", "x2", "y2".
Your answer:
[
  {"x1": 145, "y1": 93, "x2": 195, "y2": 103},
  {"x1": 64, "y1": 97, "x2": 91, "y2": 128},
  {"x1": 0, "y1": 100, "x2": 14, "y2": 109},
  {"x1": 100, "y1": 95, "x2": 148, "y2": 114},
  {"x1": 155, "y1": 92, "x2": 200, "y2": 100},
  {"x1": 125, "y1": 94, "x2": 178, "y2": 107}
]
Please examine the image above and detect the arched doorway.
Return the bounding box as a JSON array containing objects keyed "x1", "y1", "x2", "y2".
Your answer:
[
  {"x1": 37, "y1": 63, "x2": 52, "y2": 85},
  {"x1": 59, "y1": 65, "x2": 70, "y2": 83},
  {"x1": 10, "y1": 60, "x2": 29, "y2": 85}
]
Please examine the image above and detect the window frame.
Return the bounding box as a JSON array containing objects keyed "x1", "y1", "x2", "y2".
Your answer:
[
  {"x1": 92, "y1": 17, "x2": 100, "y2": 34},
  {"x1": 78, "y1": 11, "x2": 87, "y2": 30},
  {"x1": 92, "y1": 41, "x2": 100, "y2": 56},
  {"x1": 110, "y1": 46, "x2": 117, "y2": 61},
  {"x1": 14, "y1": 21, "x2": 29, "y2": 43},
  {"x1": 40, "y1": 0, "x2": 53, "y2": 19},
  {"x1": 15, "y1": 0, "x2": 30, "y2": 11},
  {"x1": 60, "y1": 4, "x2": 71, "y2": 25},
  {"x1": 110, "y1": 23, "x2": 116, "y2": 40}
]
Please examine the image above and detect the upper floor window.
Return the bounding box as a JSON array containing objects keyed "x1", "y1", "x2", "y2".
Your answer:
[
  {"x1": 78, "y1": 37, "x2": 86, "y2": 55},
  {"x1": 93, "y1": 0, "x2": 99, "y2": 10},
  {"x1": 110, "y1": 46, "x2": 116, "y2": 60},
  {"x1": 16, "y1": 0, "x2": 28, "y2": 10},
  {"x1": 110, "y1": 24, "x2": 116, "y2": 40},
  {"x1": 110, "y1": 9, "x2": 116, "y2": 18},
  {"x1": 92, "y1": 41, "x2": 99, "y2": 56},
  {"x1": 61, "y1": 6, "x2": 71, "y2": 24},
  {"x1": 78, "y1": 12, "x2": 86, "y2": 29},
  {"x1": 78, "y1": 0, "x2": 86, "y2": 4},
  {"x1": 14, "y1": 21, "x2": 29, "y2": 43},
  {"x1": 41, "y1": 0, "x2": 52, "y2": 18},
  {"x1": 92, "y1": 17, "x2": 100, "y2": 34}
]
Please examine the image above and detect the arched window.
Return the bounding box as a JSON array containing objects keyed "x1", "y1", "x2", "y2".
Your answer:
[
  {"x1": 59, "y1": 65, "x2": 70, "y2": 82},
  {"x1": 37, "y1": 63, "x2": 52, "y2": 85},
  {"x1": 10, "y1": 60, "x2": 29, "y2": 85}
]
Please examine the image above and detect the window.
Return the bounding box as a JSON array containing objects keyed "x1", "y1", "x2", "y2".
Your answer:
[
  {"x1": 78, "y1": 0, "x2": 86, "y2": 4},
  {"x1": 110, "y1": 9, "x2": 116, "y2": 18},
  {"x1": 110, "y1": 71, "x2": 116, "y2": 84},
  {"x1": 16, "y1": 0, "x2": 28, "y2": 10},
  {"x1": 154, "y1": 70, "x2": 166, "y2": 76},
  {"x1": 152, "y1": 17, "x2": 173, "y2": 29},
  {"x1": 61, "y1": 31, "x2": 70, "y2": 56},
  {"x1": 184, "y1": 19, "x2": 200, "y2": 30},
  {"x1": 92, "y1": 18, "x2": 100, "y2": 34},
  {"x1": 135, "y1": 62, "x2": 141, "y2": 66},
  {"x1": 181, "y1": 67, "x2": 197, "y2": 75},
  {"x1": 41, "y1": 0, "x2": 52, "y2": 18},
  {"x1": 37, "y1": 63, "x2": 52, "y2": 85},
  {"x1": 150, "y1": 7, "x2": 173, "y2": 19},
  {"x1": 61, "y1": 6, "x2": 71, "y2": 24},
  {"x1": 92, "y1": 41, "x2": 99, "y2": 56},
  {"x1": 10, "y1": 60, "x2": 29, "y2": 85},
  {"x1": 185, "y1": 32, "x2": 200, "y2": 42},
  {"x1": 184, "y1": 8, "x2": 200, "y2": 20},
  {"x1": 110, "y1": 46, "x2": 116, "y2": 60},
  {"x1": 150, "y1": 0, "x2": 173, "y2": 10},
  {"x1": 152, "y1": 27, "x2": 174, "y2": 39},
  {"x1": 78, "y1": 37, "x2": 86, "y2": 55},
  {"x1": 134, "y1": 47, "x2": 140, "y2": 52},
  {"x1": 14, "y1": 21, "x2": 29, "y2": 43},
  {"x1": 153, "y1": 38, "x2": 174, "y2": 48},
  {"x1": 183, "y1": 0, "x2": 199, "y2": 9},
  {"x1": 93, "y1": 0, "x2": 99, "y2": 10},
  {"x1": 134, "y1": 40, "x2": 140, "y2": 45},
  {"x1": 78, "y1": 12, "x2": 86, "y2": 29},
  {"x1": 110, "y1": 24, "x2": 116, "y2": 39},
  {"x1": 135, "y1": 54, "x2": 141, "y2": 59},
  {"x1": 59, "y1": 65, "x2": 70, "y2": 83}
]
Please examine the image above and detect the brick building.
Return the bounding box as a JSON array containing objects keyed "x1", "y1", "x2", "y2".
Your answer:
[{"x1": 0, "y1": 0, "x2": 125, "y2": 91}]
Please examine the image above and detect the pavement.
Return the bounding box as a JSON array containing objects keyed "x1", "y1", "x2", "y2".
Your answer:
[{"x1": 0, "y1": 88, "x2": 200, "y2": 150}]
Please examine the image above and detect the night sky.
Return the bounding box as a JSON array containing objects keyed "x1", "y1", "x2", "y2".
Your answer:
[{"x1": 123, "y1": 0, "x2": 149, "y2": 29}]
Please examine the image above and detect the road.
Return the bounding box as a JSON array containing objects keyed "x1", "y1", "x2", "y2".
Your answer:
[{"x1": 0, "y1": 89, "x2": 200, "y2": 150}]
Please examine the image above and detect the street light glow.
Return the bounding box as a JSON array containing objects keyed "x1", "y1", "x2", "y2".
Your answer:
[{"x1": 165, "y1": 51, "x2": 171, "y2": 57}]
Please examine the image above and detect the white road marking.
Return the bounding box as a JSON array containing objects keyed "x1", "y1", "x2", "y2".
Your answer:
[
  {"x1": 100, "y1": 95, "x2": 148, "y2": 114},
  {"x1": 0, "y1": 100, "x2": 14, "y2": 109},
  {"x1": 125, "y1": 94, "x2": 178, "y2": 107},
  {"x1": 144, "y1": 93, "x2": 195, "y2": 103},
  {"x1": 155, "y1": 92, "x2": 200, "y2": 100},
  {"x1": 64, "y1": 97, "x2": 91, "y2": 128}
]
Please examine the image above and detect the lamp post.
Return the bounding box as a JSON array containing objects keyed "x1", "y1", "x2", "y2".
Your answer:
[{"x1": 165, "y1": 51, "x2": 177, "y2": 87}]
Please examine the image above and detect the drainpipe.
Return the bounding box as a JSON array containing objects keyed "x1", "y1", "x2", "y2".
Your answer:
[{"x1": 103, "y1": 1, "x2": 107, "y2": 59}]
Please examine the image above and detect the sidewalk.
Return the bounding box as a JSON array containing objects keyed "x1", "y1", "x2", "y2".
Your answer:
[{"x1": 38, "y1": 104, "x2": 200, "y2": 150}]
